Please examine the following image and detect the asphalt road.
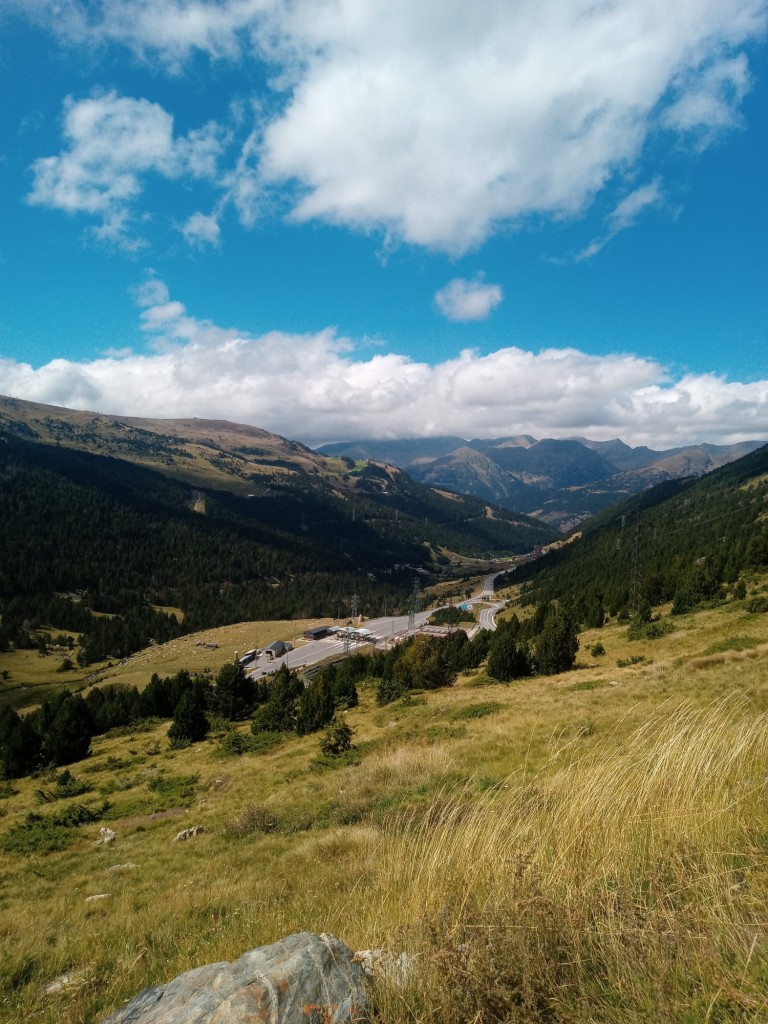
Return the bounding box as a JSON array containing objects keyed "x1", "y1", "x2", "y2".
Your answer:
[
  {"x1": 249, "y1": 564, "x2": 518, "y2": 678},
  {"x1": 248, "y1": 609, "x2": 433, "y2": 678},
  {"x1": 471, "y1": 567, "x2": 513, "y2": 630}
]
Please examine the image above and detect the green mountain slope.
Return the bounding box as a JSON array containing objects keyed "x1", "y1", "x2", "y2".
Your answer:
[
  {"x1": 0, "y1": 401, "x2": 555, "y2": 661},
  {"x1": 508, "y1": 443, "x2": 768, "y2": 616}
]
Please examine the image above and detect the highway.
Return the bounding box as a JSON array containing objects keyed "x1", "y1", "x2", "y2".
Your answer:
[
  {"x1": 247, "y1": 609, "x2": 433, "y2": 678},
  {"x1": 249, "y1": 564, "x2": 517, "y2": 679},
  {"x1": 471, "y1": 566, "x2": 513, "y2": 631}
]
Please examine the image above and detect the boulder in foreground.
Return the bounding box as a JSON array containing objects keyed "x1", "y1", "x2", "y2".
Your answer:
[{"x1": 101, "y1": 931, "x2": 369, "y2": 1024}]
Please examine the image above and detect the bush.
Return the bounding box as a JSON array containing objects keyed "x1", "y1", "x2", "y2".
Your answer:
[
  {"x1": 146, "y1": 772, "x2": 198, "y2": 807},
  {"x1": 448, "y1": 702, "x2": 503, "y2": 722},
  {"x1": 428, "y1": 606, "x2": 475, "y2": 625},
  {"x1": 745, "y1": 596, "x2": 768, "y2": 613},
  {"x1": 590, "y1": 642, "x2": 606, "y2": 657},
  {"x1": 1, "y1": 801, "x2": 110, "y2": 855},
  {"x1": 320, "y1": 716, "x2": 354, "y2": 756},
  {"x1": 1, "y1": 814, "x2": 77, "y2": 854},
  {"x1": 35, "y1": 769, "x2": 92, "y2": 803},
  {"x1": 627, "y1": 619, "x2": 673, "y2": 641},
  {"x1": 217, "y1": 731, "x2": 282, "y2": 757},
  {"x1": 223, "y1": 805, "x2": 281, "y2": 838}
]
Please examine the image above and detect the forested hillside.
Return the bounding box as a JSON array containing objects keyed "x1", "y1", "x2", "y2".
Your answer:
[
  {"x1": 0, "y1": 432, "x2": 552, "y2": 662},
  {"x1": 507, "y1": 443, "x2": 768, "y2": 618}
]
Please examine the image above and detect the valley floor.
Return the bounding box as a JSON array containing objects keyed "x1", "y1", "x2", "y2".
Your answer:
[{"x1": 2, "y1": 593, "x2": 768, "y2": 1022}]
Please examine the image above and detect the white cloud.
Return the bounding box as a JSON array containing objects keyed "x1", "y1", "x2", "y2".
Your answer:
[
  {"x1": 576, "y1": 179, "x2": 664, "y2": 260},
  {"x1": 27, "y1": 91, "x2": 225, "y2": 245},
  {"x1": 662, "y1": 55, "x2": 752, "y2": 138},
  {"x1": 608, "y1": 181, "x2": 664, "y2": 234},
  {"x1": 180, "y1": 211, "x2": 221, "y2": 248},
  {"x1": 16, "y1": 0, "x2": 768, "y2": 252},
  {"x1": 10, "y1": 0, "x2": 270, "y2": 67},
  {"x1": 435, "y1": 277, "x2": 503, "y2": 322},
  {"x1": 3, "y1": 280, "x2": 767, "y2": 449}
]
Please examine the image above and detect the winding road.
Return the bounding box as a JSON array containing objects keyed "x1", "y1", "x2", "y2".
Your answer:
[{"x1": 250, "y1": 564, "x2": 518, "y2": 678}]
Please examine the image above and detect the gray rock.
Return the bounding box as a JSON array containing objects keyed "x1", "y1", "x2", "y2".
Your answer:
[
  {"x1": 44, "y1": 970, "x2": 85, "y2": 995},
  {"x1": 101, "y1": 931, "x2": 369, "y2": 1024},
  {"x1": 353, "y1": 949, "x2": 413, "y2": 987},
  {"x1": 173, "y1": 825, "x2": 204, "y2": 842},
  {"x1": 96, "y1": 827, "x2": 117, "y2": 846}
]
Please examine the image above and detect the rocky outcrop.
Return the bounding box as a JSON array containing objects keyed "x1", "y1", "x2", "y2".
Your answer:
[{"x1": 101, "y1": 932, "x2": 369, "y2": 1024}]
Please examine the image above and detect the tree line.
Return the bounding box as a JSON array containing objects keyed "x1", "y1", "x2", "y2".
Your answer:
[
  {"x1": 0, "y1": 433, "x2": 552, "y2": 665},
  {"x1": 505, "y1": 444, "x2": 768, "y2": 623}
]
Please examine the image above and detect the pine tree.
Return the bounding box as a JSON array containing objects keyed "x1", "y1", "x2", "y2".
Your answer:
[
  {"x1": 295, "y1": 677, "x2": 335, "y2": 735},
  {"x1": 320, "y1": 715, "x2": 354, "y2": 756},
  {"x1": 251, "y1": 666, "x2": 303, "y2": 733},
  {"x1": 0, "y1": 708, "x2": 41, "y2": 778},
  {"x1": 533, "y1": 608, "x2": 579, "y2": 675},
  {"x1": 487, "y1": 627, "x2": 532, "y2": 681},
  {"x1": 168, "y1": 688, "x2": 210, "y2": 745},
  {"x1": 210, "y1": 662, "x2": 256, "y2": 721},
  {"x1": 42, "y1": 694, "x2": 94, "y2": 766}
]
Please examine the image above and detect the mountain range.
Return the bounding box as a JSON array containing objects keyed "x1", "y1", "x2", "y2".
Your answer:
[
  {"x1": 318, "y1": 435, "x2": 762, "y2": 530},
  {"x1": 0, "y1": 395, "x2": 555, "y2": 660}
]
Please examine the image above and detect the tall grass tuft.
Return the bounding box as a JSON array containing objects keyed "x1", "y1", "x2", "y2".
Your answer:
[{"x1": 374, "y1": 696, "x2": 768, "y2": 1023}]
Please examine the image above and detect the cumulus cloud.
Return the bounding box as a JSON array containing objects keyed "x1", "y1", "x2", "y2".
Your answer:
[
  {"x1": 435, "y1": 276, "x2": 503, "y2": 322},
  {"x1": 3, "y1": 280, "x2": 767, "y2": 449},
  {"x1": 27, "y1": 91, "x2": 225, "y2": 245},
  {"x1": 17, "y1": 0, "x2": 768, "y2": 252}
]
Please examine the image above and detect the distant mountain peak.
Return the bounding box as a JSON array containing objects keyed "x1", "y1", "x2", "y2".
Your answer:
[{"x1": 316, "y1": 431, "x2": 763, "y2": 531}]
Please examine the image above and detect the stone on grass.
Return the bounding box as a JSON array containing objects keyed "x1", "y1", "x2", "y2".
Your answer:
[
  {"x1": 95, "y1": 827, "x2": 117, "y2": 846},
  {"x1": 353, "y1": 949, "x2": 413, "y2": 987},
  {"x1": 44, "y1": 971, "x2": 85, "y2": 995},
  {"x1": 85, "y1": 893, "x2": 110, "y2": 902},
  {"x1": 173, "y1": 825, "x2": 204, "y2": 842},
  {"x1": 101, "y1": 931, "x2": 368, "y2": 1024}
]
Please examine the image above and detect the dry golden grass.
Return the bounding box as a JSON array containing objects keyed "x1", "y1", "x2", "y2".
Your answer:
[
  {"x1": 372, "y1": 695, "x2": 768, "y2": 1023},
  {"x1": 2, "y1": 598, "x2": 768, "y2": 1022},
  {"x1": 0, "y1": 619, "x2": 335, "y2": 710},
  {"x1": 93, "y1": 618, "x2": 334, "y2": 692}
]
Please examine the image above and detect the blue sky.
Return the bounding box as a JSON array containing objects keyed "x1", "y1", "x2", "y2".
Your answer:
[{"x1": 1, "y1": 0, "x2": 766, "y2": 448}]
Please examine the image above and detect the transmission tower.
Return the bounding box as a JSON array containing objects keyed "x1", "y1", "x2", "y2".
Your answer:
[
  {"x1": 629, "y1": 512, "x2": 643, "y2": 615},
  {"x1": 407, "y1": 577, "x2": 419, "y2": 631}
]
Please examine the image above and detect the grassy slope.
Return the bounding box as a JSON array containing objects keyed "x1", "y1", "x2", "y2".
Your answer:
[
  {"x1": 2, "y1": 586, "x2": 768, "y2": 1022},
  {"x1": 0, "y1": 618, "x2": 335, "y2": 711}
]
